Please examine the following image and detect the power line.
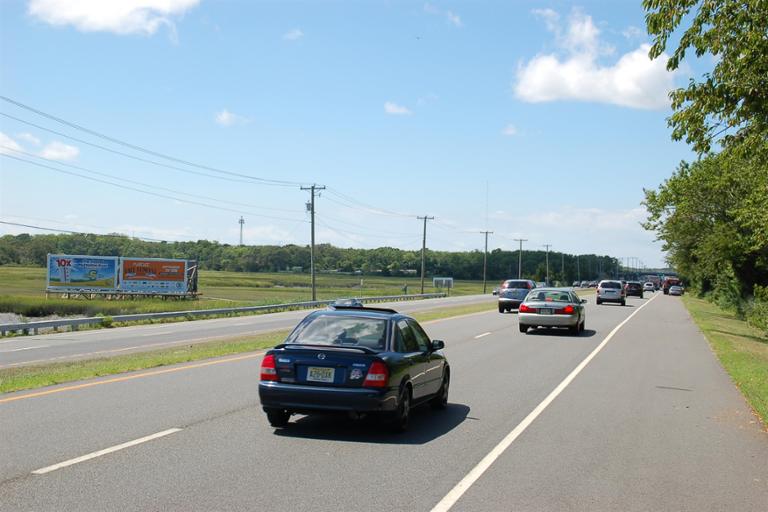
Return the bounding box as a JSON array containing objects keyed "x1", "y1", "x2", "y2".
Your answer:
[
  {"x1": 1, "y1": 153, "x2": 308, "y2": 224},
  {"x1": 0, "y1": 220, "x2": 183, "y2": 243},
  {"x1": 0, "y1": 96, "x2": 305, "y2": 187},
  {"x1": 1, "y1": 112, "x2": 257, "y2": 185},
  {"x1": 1, "y1": 145, "x2": 302, "y2": 214}
]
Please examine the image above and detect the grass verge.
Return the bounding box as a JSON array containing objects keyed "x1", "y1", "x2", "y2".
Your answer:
[
  {"x1": 0, "y1": 301, "x2": 496, "y2": 394},
  {"x1": 682, "y1": 295, "x2": 768, "y2": 427}
]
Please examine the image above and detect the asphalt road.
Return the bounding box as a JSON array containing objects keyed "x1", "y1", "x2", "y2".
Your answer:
[
  {"x1": 1, "y1": 293, "x2": 766, "y2": 511},
  {"x1": 0, "y1": 294, "x2": 494, "y2": 368}
]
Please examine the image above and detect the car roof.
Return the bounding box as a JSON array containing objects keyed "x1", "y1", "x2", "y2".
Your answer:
[{"x1": 308, "y1": 307, "x2": 402, "y2": 320}]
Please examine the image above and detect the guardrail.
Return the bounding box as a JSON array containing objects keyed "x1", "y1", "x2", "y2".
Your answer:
[{"x1": 0, "y1": 293, "x2": 447, "y2": 336}]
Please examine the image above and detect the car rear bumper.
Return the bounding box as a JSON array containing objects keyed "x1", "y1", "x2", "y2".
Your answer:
[
  {"x1": 518, "y1": 312, "x2": 579, "y2": 327},
  {"x1": 598, "y1": 295, "x2": 624, "y2": 303},
  {"x1": 498, "y1": 298, "x2": 523, "y2": 308},
  {"x1": 259, "y1": 381, "x2": 398, "y2": 413}
]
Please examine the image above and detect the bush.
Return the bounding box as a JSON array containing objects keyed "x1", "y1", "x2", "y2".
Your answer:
[{"x1": 745, "y1": 285, "x2": 768, "y2": 335}]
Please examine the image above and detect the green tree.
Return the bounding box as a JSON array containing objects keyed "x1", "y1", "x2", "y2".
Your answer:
[{"x1": 644, "y1": 0, "x2": 768, "y2": 155}]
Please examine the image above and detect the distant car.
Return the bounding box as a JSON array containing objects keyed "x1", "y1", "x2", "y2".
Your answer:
[
  {"x1": 498, "y1": 279, "x2": 536, "y2": 313},
  {"x1": 643, "y1": 282, "x2": 655, "y2": 292},
  {"x1": 329, "y1": 298, "x2": 364, "y2": 308},
  {"x1": 259, "y1": 306, "x2": 449, "y2": 432},
  {"x1": 572, "y1": 281, "x2": 580, "y2": 287},
  {"x1": 518, "y1": 288, "x2": 587, "y2": 335},
  {"x1": 580, "y1": 281, "x2": 589, "y2": 288},
  {"x1": 588, "y1": 281, "x2": 598, "y2": 288},
  {"x1": 668, "y1": 285, "x2": 683, "y2": 296},
  {"x1": 663, "y1": 278, "x2": 682, "y2": 295},
  {"x1": 492, "y1": 287, "x2": 499, "y2": 296},
  {"x1": 597, "y1": 280, "x2": 626, "y2": 306},
  {"x1": 625, "y1": 281, "x2": 643, "y2": 298}
]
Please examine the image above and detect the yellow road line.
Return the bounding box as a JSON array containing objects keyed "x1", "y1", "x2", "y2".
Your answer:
[{"x1": 0, "y1": 352, "x2": 264, "y2": 405}]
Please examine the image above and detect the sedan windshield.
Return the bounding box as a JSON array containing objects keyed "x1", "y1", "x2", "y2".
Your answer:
[{"x1": 286, "y1": 315, "x2": 388, "y2": 350}]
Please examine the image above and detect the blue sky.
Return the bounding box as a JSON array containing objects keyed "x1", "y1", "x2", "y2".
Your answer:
[{"x1": 0, "y1": 1, "x2": 701, "y2": 268}]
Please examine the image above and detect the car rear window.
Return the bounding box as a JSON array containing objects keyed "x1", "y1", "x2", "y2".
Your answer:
[
  {"x1": 502, "y1": 280, "x2": 530, "y2": 289},
  {"x1": 525, "y1": 290, "x2": 573, "y2": 302},
  {"x1": 600, "y1": 281, "x2": 621, "y2": 289},
  {"x1": 286, "y1": 315, "x2": 388, "y2": 350}
]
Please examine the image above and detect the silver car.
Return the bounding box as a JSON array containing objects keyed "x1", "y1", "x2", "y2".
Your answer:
[
  {"x1": 668, "y1": 285, "x2": 683, "y2": 296},
  {"x1": 518, "y1": 288, "x2": 587, "y2": 335},
  {"x1": 596, "y1": 280, "x2": 626, "y2": 306}
]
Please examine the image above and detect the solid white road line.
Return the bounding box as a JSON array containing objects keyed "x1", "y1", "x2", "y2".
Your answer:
[
  {"x1": 430, "y1": 293, "x2": 659, "y2": 512},
  {"x1": 474, "y1": 332, "x2": 492, "y2": 339},
  {"x1": 32, "y1": 428, "x2": 182, "y2": 475}
]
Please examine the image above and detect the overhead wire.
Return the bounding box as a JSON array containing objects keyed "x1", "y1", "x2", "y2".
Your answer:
[
  {"x1": 0, "y1": 95, "x2": 306, "y2": 187},
  {"x1": 1, "y1": 146, "x2": 301, "y2": 215},
  {"x1": 1, "y1": 153, "x2": 309, "y2": 224},
  {"x1": 0, "y1": 220, "x2": 192, "y2": 243}
]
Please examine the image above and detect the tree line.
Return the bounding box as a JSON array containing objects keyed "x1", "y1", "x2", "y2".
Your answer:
[
  {"x1": 0, "y1": 232, "x2": 622, "y2": 284},
  {"x1": 642, "y1": 0, "x2": 768, "y2": 332}
]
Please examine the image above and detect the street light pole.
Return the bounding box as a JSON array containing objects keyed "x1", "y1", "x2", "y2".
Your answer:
[
  {"x1": 513, "y1": 238, "x2": 527, "y2": 279},
  {"x1": 543, "y1": 244, "x2": 551, "y2": 285}
]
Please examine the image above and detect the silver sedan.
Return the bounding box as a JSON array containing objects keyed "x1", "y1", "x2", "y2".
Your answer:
[{"x1": 518, "y1": 288, "x2": 587, "y2": 335}]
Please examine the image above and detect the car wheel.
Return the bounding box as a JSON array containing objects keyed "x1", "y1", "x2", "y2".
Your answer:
[
  {"x1": 498, "y1": 305, "x2": 504, "y2": 313},
  {"x1": 621, "y1": 299, "x2": 626, "y2": 306},
  {"x1": 580, "y1": 320, "x2": 585, "y2": 333},
  {"x1": 519, "y1": 324, "x2": 528, "y2": 333},
  {"x1": 569, "y1": 324, "x2": 579, "y2": 335},
  {"x1": 430, "y1": 370, "x2": 450, "y2": 410},
  {"x1": 265, "y1": 408, "x2": 290, "y2": 427},
  {"x1": 391, "y1": 387, "x2": 411, "y2": 433},
  {"x1": 596, "y1": 298, "x2": 602, "y2": 305}
]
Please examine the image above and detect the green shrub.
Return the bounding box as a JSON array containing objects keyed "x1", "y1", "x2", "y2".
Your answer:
[{"x1": 745, "y1": 285, "x2": 768, "y2": 335}]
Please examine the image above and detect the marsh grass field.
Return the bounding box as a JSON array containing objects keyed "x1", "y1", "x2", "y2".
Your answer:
[{"x1": 0, "y1": 266, "x2": 488, "y2": 318}]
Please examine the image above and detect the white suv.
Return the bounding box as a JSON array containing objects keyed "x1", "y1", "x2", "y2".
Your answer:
[{"x1": 596, "y1": 280, "x2": 626, "y2": 306}]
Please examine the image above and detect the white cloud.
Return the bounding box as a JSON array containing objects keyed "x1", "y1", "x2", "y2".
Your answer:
[
  {"x1": 282, "y1": 28, "x2": 303, "y2": 41},
  {"x1": 0, "y1": 132, "x2": 23, "y2": 155},
  {"x1": 27, "y1": 0, "x2": 199, "y2": 38},
  {"x1": 515, "y1": 9, "x2": 675, "y2": 110},
  {"x1": 40, "y1": 141, "x2": 80, "y2": 161},
  {"x1": 622, "y1": 26, "x2": 645, "y2": 40},
  {"x1": 215, "y1": 109, "x2": 250, "y2": 126},
  {"x1": 17, "y1": 132, "x2": 41, "y2": 145},
  {"x1": 501, "y1": 124, "x2": 518, "y2": 136},
  {"x1": 424, "y1": 3, "x2": 462, "y2": 27},
  {"x1": 384, "y1": 102, "x2": 412, "y2": 116}
]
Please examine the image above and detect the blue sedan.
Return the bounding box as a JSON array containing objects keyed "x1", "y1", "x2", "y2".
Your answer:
[{"x1": 259, "y1": 306, "x2": 450, "y2": 432}]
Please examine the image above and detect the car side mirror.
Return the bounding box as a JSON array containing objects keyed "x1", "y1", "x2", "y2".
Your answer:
[
  {"x1": 581, "y1": 299, "x2": 587, "y2": 303},
  {"x1": 430, "y1": 339, "x2": 445, "y2": 351}
]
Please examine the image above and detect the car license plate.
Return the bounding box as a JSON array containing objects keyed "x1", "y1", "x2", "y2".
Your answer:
[
  {"x1": 539, "y1": 308, "x2": 552, "y2": 315},
  {"x1": 307, "y1": 366, "x2": 335, "y2": 383}
]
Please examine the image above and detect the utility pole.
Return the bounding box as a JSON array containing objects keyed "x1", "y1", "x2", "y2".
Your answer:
[
  {"x1": 513, "y1": 238, "x2": 527, "y2": 279},
  {"x1": 480, "y1": 231, "x2": 493, "y2": 294},
  {"x1": 577, "y1": 255, "x2": 581, "y2": 282},
  {"x1": 418, "y1": 216, "x2": 434, "y2": 294},
  {"x1": 238, "y1": 216, "x2": 245, "y2": 246},
  {"x1": 301, "y1": 184, "x2": 325, "y2": 301},
  {"x1": 543, "y1": 244, "x2": 551, "y2": 285},
  {"x1": 561, "y1": 252, "x2": 565, "y2": 283}
]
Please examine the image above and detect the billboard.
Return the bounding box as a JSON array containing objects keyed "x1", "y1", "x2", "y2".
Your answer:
[
  {"x1": 120, "y1": 258, "x2": 188, "y2": 294},
  {"x1": 47, "y1": 254, "x2": 119, "y2": 292}
]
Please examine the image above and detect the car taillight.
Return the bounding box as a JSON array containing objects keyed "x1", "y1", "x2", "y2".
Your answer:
[
  {"x1": 519, "y1": 304, "x2": 532, "y2": 313},
  {"x1": 560, "y1": 305, "x2": 575, "y2": 314},
  {"x1": 260, "y1": 354, "x2": 278, "y2": 381},
  {"x1": 363, "y1": 361, "x2": 389, "y2": 388}
]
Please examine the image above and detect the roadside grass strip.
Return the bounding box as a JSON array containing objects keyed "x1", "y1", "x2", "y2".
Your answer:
[
  {"x1": 0, "y1": 302, "x2": 495, "y2": 396},
  {"x1": 0, "y1": 332, "x2": 288, "y2": 395},
  {"x1": 682, "y1": 296, "x2": 768, "y2": 427}
]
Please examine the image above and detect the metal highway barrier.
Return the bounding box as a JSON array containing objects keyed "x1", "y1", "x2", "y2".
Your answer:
[{"x1": 0, "y1": 293, "x2": 447, "y2": 336}]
